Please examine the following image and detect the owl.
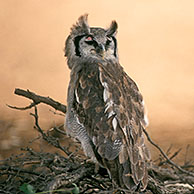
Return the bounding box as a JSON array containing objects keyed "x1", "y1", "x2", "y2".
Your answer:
[{"x1": 64, "y1": 14, "x2": 150, "y2": 192}]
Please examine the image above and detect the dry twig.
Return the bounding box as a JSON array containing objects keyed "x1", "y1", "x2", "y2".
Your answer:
[
  {"x1": 7, "y1": 88, "x2": 66, "y2": 113},
  {"x1": 143, "y1": 128, "x2": 194, "y2": 177}
]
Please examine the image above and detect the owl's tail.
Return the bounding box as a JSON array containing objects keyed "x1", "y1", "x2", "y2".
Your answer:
[{"x1": 104, "y1": 144, "x2": 149, "y2": 191}]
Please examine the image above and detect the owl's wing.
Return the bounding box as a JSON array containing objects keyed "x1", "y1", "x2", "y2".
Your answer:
[{"x1": 73, "y1": 61, "x2": 150, "y2": 191}]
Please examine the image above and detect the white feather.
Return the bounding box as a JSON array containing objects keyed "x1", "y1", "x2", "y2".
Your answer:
[
  {"x1": 108, "y1": 110, "x2": 115, "y2": 119},
  {"x1": 114, "y1": 139, "x2": 121, "y2": 146},
  {"x1": 143, "y1": 114, "x2": 149, "y2": 127},
  {"x1": 142, "y1": 100, "x2": 149, "y2": 127},
  {"x1": 104, "y1": 100, "x2": 113, "y2": 112},
  {"x1": 75, "y1": 89, "x2": 80, "y2": 103},
  {"x1": 103, "y1": 88, "x2": 110, "y2": 102},
  {"x1": 112, "y1": 117, "x2": 117, "y2": 131},
  {"x1": 99, "y1": 71, "x2": 110, "y2": 102},
  {"x1": 99, "y1": 69, "x2": 116, "y2": 119}
]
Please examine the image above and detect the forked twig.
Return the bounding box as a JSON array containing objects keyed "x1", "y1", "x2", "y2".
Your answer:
[
  {"x1": 30, "y1": 106, "x2": 70, "y2": 157},
  {"x1": 143, "y1": 128, "x2": 194, "y2": 177},
  {"x1": 159, "y1": 148, "x2": 182, "y2": 166},
  {"x1": 7, "y1": 88, "x2": 66, "y2": 113}
]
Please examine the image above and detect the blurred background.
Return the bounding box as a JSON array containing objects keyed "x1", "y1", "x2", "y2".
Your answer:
[{"x1": 0, "y1": 0, "x2": 194, "y2": 163}]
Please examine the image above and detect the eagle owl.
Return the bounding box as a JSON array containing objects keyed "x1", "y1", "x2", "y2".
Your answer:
[{"x1": 64, "y1": 14, "x2": 150, "y2": 191}]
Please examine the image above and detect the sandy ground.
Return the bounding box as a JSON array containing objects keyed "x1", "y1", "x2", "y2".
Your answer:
[{"x1": 0, "y1": 0, "x2": 194, "y2": 162}]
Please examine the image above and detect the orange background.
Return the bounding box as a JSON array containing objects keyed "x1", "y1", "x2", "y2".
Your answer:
[{"x1": 0, "y1": 0, "x2": 194, "y2": 162}]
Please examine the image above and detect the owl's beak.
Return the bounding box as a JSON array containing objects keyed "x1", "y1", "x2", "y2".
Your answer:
[{"x1": 96, "y1": 44, "x2": 105, "y2": 58}]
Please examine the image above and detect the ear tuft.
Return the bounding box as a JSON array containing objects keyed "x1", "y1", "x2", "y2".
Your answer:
[
  {"x1": 70, "y1": 14, "x2": 90, "y2": 36},
  {"x1": 106, "y1": 21, "x2": 118, "y2": 36}
]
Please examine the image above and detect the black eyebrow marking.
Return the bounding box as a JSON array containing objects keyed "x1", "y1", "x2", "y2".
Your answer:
[
  {"x1": 74, "y1": 35, "x2": 85, "y2": 57},
  {"x1": 112, "y1": 36, "x2": 117, "y2": 57}
]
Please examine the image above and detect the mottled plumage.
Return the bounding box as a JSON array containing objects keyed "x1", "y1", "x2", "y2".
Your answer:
[{"x1": 64, "y1": 14, "x2": 150, "y2": 191}]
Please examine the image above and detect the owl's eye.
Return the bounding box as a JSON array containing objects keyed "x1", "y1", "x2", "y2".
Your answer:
[
  {"x1": 85, "y1": 36, "x2": 93, "y2": 42},
  {"x1": 85, "y1": 36, "x2": 98, "y2": 47}
]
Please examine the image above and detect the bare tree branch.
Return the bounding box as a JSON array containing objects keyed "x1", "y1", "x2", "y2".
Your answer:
[
  {"x1": 159, "y1": 148, "x2": 182, "y2": 166},
  {"x1": 8, "y1": 88, "x2": 66, "y2": 113},
  {"x1": 143, "y1": 128, "x2": 194, "y2": 177},
  {"x1": 30, "y1": 106, "x2": 71, "y2": 157},
  {"x1": 7, "y1": 102, "x2": 37, "y2": 110}
]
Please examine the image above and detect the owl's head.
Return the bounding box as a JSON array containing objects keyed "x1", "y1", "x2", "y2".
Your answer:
[{"x1": 65, "y1": 14, "x2": 118, "y2": 69}]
